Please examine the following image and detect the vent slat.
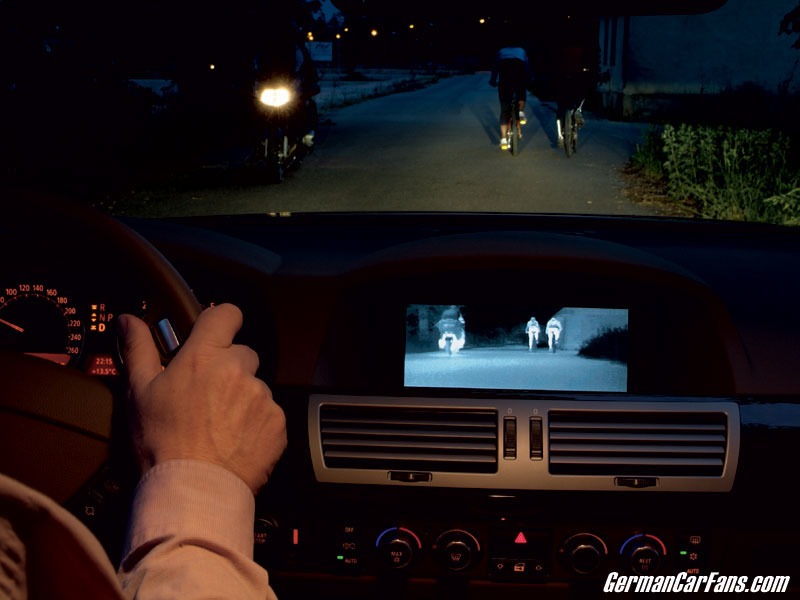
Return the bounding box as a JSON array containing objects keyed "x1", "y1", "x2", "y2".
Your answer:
[
  {"x1": 321, "y1": 427, "x2": 496, "y2": 439},
  {"x1": 550, "y1": 443, "x2": 725, "y2": 455},
  {"x1": 322, "y1": 417, "x2": 495, "y2": 428},
  {"x1": 324, "y1": 450, "x2": 497, "y2": 463},
  {"x1": 548, "y1": 410, "x2": 728, "y2": 477},
  {"x1": 550, "y1": 456, "x2": 723, "y2": 467},
  {"x1": 324, "y1": 439, "x2": 497, "y2": 451},
  {"x1": 320, "y1": 405, "x2": 498, "y2": 474},
  {"x1": 550, "y1": 422, "x2": 725, "y2": 432},
  {"x1": 550, "y1": 432, "x2": 725, "y2": 443}
]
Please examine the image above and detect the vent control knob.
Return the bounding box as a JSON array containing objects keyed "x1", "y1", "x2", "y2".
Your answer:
[
  {"x1": 621, "y1": 534, "x2": 666, "y2": 576},
  {"x1": 376, "y1": 527, "x2": 422, "y2": 570},
  {"x1": 559, "y1": 533, "x2": 608, "y2": 575},
  {"x1": 433, "y1": 530, "x2": 481, "y2": 571}
]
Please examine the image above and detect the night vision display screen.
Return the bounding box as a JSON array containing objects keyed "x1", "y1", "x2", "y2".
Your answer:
[{"x1": 404, "y1": 305, "x2": 628, "y2": 392}]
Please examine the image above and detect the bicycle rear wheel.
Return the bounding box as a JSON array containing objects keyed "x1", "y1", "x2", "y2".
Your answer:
[
  {"x1": 563, "y1": 109, "x2": 573, "y2": 158},
  {"x1": 510, "y1": 103, "x2": 519, "y2": 156}
]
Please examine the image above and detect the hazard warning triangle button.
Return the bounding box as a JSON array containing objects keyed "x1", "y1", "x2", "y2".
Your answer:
[{"x1": 514, "y1": 531, "x2": 528, "y2": 544}]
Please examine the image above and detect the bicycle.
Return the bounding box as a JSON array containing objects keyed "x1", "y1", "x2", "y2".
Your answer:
[
  {"x1": 559, "y1": 99, "x2": 585, "y2": 158},
  {"x1": 491, "y1": 54, "x2": 530, "y2": 156},
  {"x1": 505, "y1": 90, "x2": 523, "y2": 156}
]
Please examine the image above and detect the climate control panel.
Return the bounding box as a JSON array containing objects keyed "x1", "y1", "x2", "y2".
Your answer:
[{"x1": 254, "y1": 517, "x2": 713, "y2": 584}]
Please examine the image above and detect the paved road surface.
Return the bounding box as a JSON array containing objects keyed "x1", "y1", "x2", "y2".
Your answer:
[
  {"x1": 405, "y1": 346, "x2": 627, "y2": 392},
  {"x1": 119, "y1": 73, "x2": 656, "y2": 218}
]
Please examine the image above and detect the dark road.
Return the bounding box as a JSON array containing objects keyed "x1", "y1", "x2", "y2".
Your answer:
[
  {"x1": 115, "y1": 73, "x2": 658, "y2": 218},
  {"x1": 405, "y1": 346, "x2": 627, "y2": 392}
]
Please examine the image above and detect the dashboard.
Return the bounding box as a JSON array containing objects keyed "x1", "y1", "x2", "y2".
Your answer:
[{"x1": 2, "y1": 210, "x2": 800, "y2": 598}]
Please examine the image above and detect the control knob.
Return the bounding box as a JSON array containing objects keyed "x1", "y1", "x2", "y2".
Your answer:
[
  {"x1": 621, "y1": 534, "x2": 667, "y2": 575},
  {"x1": 558, "y1": 533, "x2": 608, "y2": 575},
  {"x1": 375, "y1": 527, "x2": 423, "y2": 569},
  {"x1": 432, "y1": 529, "x2": 482, "y2": 571},
  {"x1": 253, "y1": 517, "x2": 281, "y2": 565}
]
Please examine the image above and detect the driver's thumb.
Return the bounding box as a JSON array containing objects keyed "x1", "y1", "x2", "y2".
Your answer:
[{"x1": 118, "y1": 314, "x2": 163, "y2": 395}]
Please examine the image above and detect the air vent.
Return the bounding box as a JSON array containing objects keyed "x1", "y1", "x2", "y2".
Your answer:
[
  {"x1": 549, "y1": 410, "x2": 728, "y2": 477},
  {"x1": 310, "y1": 396, "x2": 739, "y2": 491},
  {"x1": 319, "y1": 405, "x2": 498, "y2": 473}
]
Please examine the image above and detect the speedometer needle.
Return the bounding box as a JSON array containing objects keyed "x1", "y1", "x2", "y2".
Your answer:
[{"x1": 0, "y1": 317, "x2": 24, "y2": 333}]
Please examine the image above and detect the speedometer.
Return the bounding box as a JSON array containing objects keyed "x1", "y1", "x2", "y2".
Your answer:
[{"x1": 0, "y1": 283, "x2": 84, "y2": 366}]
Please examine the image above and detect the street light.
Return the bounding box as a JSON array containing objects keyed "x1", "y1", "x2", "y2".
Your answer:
[
  {"x1": 479, "y1": 18, "x2": 485, "y2": 24},
  {"x1": 336, "y1": 33, "x2": 342, "y2": 39},
  {"x1": 371, "y1": 29, "x2": 378, "y2": 37},
  {"x1": 409, "y1": 23, "x2": 415, "y2": 29}
]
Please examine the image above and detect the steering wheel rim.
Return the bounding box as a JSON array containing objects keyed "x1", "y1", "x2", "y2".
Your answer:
[{"x1": 1, "y1": 192, "x2": 202, "y2": 506}]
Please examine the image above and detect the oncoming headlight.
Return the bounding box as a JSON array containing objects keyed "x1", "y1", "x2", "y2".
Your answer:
[{"x1": 260, "y1": 88, "x2": 291, "y2": 107}]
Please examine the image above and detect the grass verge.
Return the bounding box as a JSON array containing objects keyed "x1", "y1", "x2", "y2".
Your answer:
[{"x1": 627, "y1": 124, "x2": 800, "y2": 225}]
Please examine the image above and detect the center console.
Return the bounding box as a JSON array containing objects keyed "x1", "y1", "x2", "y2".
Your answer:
[{"x1": 258, "y1": 233, "x2": 768, "y2": 596}]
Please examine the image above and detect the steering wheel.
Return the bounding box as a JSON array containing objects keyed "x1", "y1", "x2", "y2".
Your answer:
[{"x1": 0, "y1": 193, "x2": 202, "y2": 514}]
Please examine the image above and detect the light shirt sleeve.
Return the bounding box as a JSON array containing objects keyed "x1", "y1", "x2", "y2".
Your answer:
[
  {"x1": 0, "y1": 472, "x2": 125, "y2": 599},
  {"x1": 118, "y1": 460, "x2": 278, "y2": 600}
]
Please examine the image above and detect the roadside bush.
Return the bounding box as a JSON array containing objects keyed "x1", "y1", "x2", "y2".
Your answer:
[
  {"x1": 631, "y1": 125, "x2": 665, "y2": 180},
  {"x1": 631, "y1": 125, "x2": 800, "y2": 225},
  {"x1": 578, "y1": 327, "x2": 628, "y2": 364}
]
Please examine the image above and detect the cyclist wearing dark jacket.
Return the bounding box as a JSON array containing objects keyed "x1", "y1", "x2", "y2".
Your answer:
[
  {"x1": 553, "y1": 45, "x2": 601, "y2": 147},
  {"x1": 490, "y1": 46, "x2": 532, "y2": 150}
]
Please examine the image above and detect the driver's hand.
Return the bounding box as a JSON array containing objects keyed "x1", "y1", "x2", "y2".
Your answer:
[{"x1": 118, "y1": 303, "x2": 287, "y2": 495}]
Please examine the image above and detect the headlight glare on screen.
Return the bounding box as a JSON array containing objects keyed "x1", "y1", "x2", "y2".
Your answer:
[{"x1": 260, "y1": 88, "x2": 291, "y2": 107}]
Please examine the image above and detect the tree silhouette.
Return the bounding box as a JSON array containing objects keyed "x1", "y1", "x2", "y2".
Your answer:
[{"x1": 780, "y1": 2, "x2": 800, "y2": 49}]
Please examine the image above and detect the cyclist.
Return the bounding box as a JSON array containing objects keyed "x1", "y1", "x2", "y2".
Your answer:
[
  {"x1": 553, "y1": 45, "x2": 601, "y2": 148},
  {"x1": 436, "y1": 305, "x2": 466, "y2": 354},
  {"x1": 524, "y1": 316, "x2": 540, "y2": 351},
  {"x1": 546, "y1": 316, "x2": 563, "y2": 352},
  {"x1": 255, "y1": 23, "x2": 320, "y2": 146},
  {"x1": 489, "y1": 43, "x2": 532, "y2": 151}
]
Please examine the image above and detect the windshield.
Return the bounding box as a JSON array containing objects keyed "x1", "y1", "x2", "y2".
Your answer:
[{"x1": 3, "y1": 0, "x2": 800, "y2": 225}]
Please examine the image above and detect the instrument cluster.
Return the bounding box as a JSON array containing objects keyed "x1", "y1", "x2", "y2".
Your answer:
[{"x1": 0, "y1": 279, "x2": 140, "y2": 377}]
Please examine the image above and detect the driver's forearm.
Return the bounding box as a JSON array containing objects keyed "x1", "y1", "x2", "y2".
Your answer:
[{"x1": 118, "y1": 460, "x2": 277, "y2": 600}]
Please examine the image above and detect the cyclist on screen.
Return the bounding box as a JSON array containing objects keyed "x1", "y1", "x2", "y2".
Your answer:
[
  {"x1": 489, "y1": 42, "x2": 532, "y2": 151},
  {"x1": 524, "y1": 316, "x2": 540, "y2": 351},
  {"x1": 546, "y1": 316, "x2": 562, "y2": 352},
  {"x1": 435, "y1": 305, "x2": 466, "y2": 354}
]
